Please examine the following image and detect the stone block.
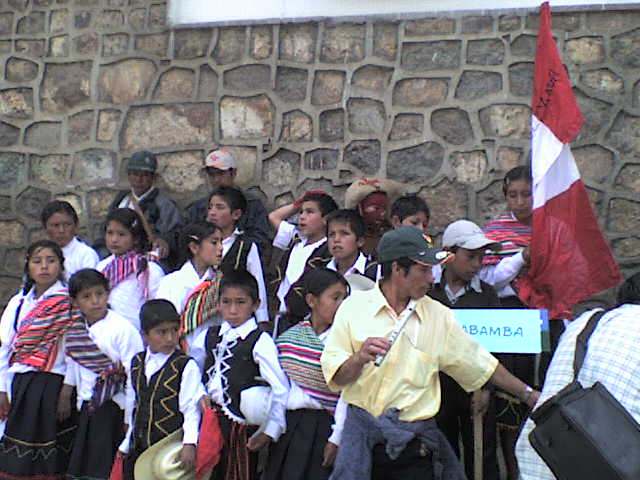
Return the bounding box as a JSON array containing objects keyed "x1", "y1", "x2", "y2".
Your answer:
[
  {"x1": 0, "y1": 41, "x2": 11, "y2": 54},
  {"x1": 401, "y1": 41, "x2": 462, "y2": 72},
  {"x1": 347, "y1": 98, "x2": 385, "y2": 135},
  {"x1": 174, "y1": 28, "x2": 210, "y2": 59},
  {"x1": 499, "y1": 15, "x2": 521, "y2": 32},
  {"x1": 16, "y1": 187, "x2": 51, "y2": 219},
  {"x1": 97, "y1": 109, "x2": 121, "y2": 142},
  {"x1": 611, "y1": 29, "x2": 640, "y2": 69},
  {"x1": 102, "y1": 33, "x2": 129, "y2": 56},
  {"x1": 451, "y1": 150, "x2": 488, "y2": 183},
  {"x1": 344, "y1": 140, "x2": 380, "y2": 175},
  {"x1": 0, "y1": 220, "x2": 26, "y2": 246},
  {"x1": 573, "y1": 145, "x2": 614, "y2": 184},
  {"x1": 0, "y1": 88, "x2": 33, "y2": 119},
  {"x1": 580, "y1": 69, "x2": 624, "y2": 95},
  {"x1": 304, "y1": 149, "x2": 338, "y2": 171},
  {"x1": 613, "y1": 237, "x2": 640, "y2": 258},
  {"x1": 55, "y1": 193, "x2": 83, "y2": 220},
  {"x1": 455, "y1": 71, "x2": 502, "y2": 100},
  {"x1": 320, "y1": 24, "x2": 365, "y2": 63},
  {"x1": 586, "y1": 11, "x2": 640, "y2": 32},
  {"x1": 0, "y1": 152, "x2": 27, "y2": 189},
  {"x1": 25, "y1": 121, "x2": 61, "y2": 149},
  {"x1": 311, "y1": 70, "x2": 345, "y2": 105},
  {"x1": 198, "y1": 64, "x2": 218, "y2": 99},
  {"x1": 575, "y1": 90, "x2": 612, "y2": 140},
  {"x1": 605, "y1": 112, "x2": 640, "y2": 155},
  {"x1": 87, "y1": 188, "x2": 118, "y2": 218},
  {"x1": 212, "y1": 27, "x2": 245, "y2": 64},
  {"x1": 8, "y1": 0, "x2": 29, "y2": 11},
  {"x1": 565, "y1": 37, "x2": 605, "y2": 65},
  {"x1": 41, "y1": 61, "x2": 92, "y2": 114},
  {"x1": 608, "y1": 198, "x2": 640, "y2": 232},
  {"x1": 154, "y1": 68, "x2": 196, "y2": 100},
  {"x1": 419, "y1": 180, "x2": 468, "y2": 234},
  {"x1": 275, "y1": 67, "x2": 307, "y2": 102},
  {"x1": 319, "y1": 109, "x2": 344, "y2": 142},
  {"x1": 280, "y1": 110, "x2": 312, "y2": 142},
  {"x1": 98, "y1": 58, "x2": 155, "y2": 104},
  {"x1": 251, "y1": 26, "x2": 272, "y2": 60},
  {"x1": 4, "y1": 248, "x2": 26, "y2": 275},
  {"x1": 261, "y1": 149, "x2": 300, "y2": 189},
  {"x1": 50, "y1": 9, "x2": 68, "y2": 32},
  {"x1": 49, "y1": 35, "x2": 68, "y2": 57},
  {"x1": 373, "y1": 22, "x2": 398, "y2": 60},
  {"x1": 496, "y1": 147, "x2": 523, "y2": 172},
  {"x1": 388, "y1": 142, "x2": 444, "y2": 183},
  {"x1": 279, "y1": 23, "x2": 317, "y2": 63},
  {"x1": 389, "y1": 113, "x2": 423, "y2": 141},
  {"x1": 218, "y1": 146, "x2": 256, "y2": 185},
  {"x1": 134, "y1": 33, "x2": 168, "y2": 56},
  {"x1": 510, "y1": 34, "x2": 537, "y2": 58},
  {"x1": 476, "y1": 180, "x2": 505, "y2": 227},
  {"x1": 34, "y1": 0, "x2": 54, "y2": 6},
  {"x1": 479, "y1": 104, "x2": 530, "y2": 139},
  {"x1": 431, "y1": 108, "x2": 473, "y2": 145},
  {"x1": 17, "y1": 11, "x2": 45, "y2": 34},
  {"x1": 461, "y1": 16, "x2": 493, "y2": 34},
  {"x1": 405, "y1": 18, "x2": 455, "y2": 35},
  {"x1": 224, "y1": 65, "x2": 270, "y2": 91},
  {"x1": 635, "y1": 81, "x2": 640, "y2": 109},
  {"x1": 15, "y1": 39, "x2": 46, "y2": 57},
  {"x1": 0, "y1": 122, "x2": 19, "y2": 146},
  {"x1": 352, "y1": 65, "x2": 393, "y2": 91},
  {"x1": 467, "y1": 39, "x2": 505, "y2": 65},
  {"x1": 509, "y1": 62, "x2": 534, "y2": 97},
  {"x1": 219, "y1": 95, "x2": 273, "y2": 139},
  {"x1": 0, "y1": 13, "x2": 13, "y2": 35},
  {"x1": 30, "y1": 154, "x2": 71, "y2": 185},
  {"x1": 128, "y1": 8, "x2": 145, "y2": 31},
  {"x1": 296, "y1": 178, "x2": 334, "y2": 199},
  {"x1": 392, "y1": 78, "x2": 449, "y2": 107},
  {"x1": 71, "y1": 149, "x2": 116, "y2": 184},
  {"x1": 156, "y1": 151, "x2": 206, "y2": 193},
  {"x1": 68, "y1": 110, "x2": 94, "y2": 144},
  {"x1": 0, "y1": 276, "x2": 21, "y2": 303},
  {"x1": 149, "y1": 4, "x2": 166, "y2": 28},
  {"x1": 96, "y1": 9, "x2": 124, "y2": 29},
  {"x1": 74, "y1": 11, "x2": 91, "y2": 29},
  {"x1": 525, "y1": 12, "x2": 580, "y2": 31},
  {"x1": 615, "y1": 163, "x2": 640, "y2": 193},
  {"x1": 73, "y1": 32, "x2": 99, "y2": 54},
  {"x1": 122, "y1": 103, "x2": 214, "y2": 150}
]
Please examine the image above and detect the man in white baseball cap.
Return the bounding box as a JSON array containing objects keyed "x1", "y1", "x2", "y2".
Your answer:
[{"x1": 185, "y1": 149, "x2": 269, "y2": 254}]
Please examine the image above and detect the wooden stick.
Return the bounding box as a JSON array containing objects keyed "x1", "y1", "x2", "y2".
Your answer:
[{"x1": 473, "y1": 390, "x2": 483, "y2": 480}]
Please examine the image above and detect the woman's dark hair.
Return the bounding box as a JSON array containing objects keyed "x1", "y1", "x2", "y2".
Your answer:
[
  {"x1": 180, "y1": 221, "x2": 221, "y2": 262},
  {"x1": 69, "y1": 268, "x2": 110, "y2": 298},
  {"x1": 23, "y1": 239, "x2": 65, "y2": 294},
  {"x1": 617, "y1": 272, "x2": 640, "y2": 306},
  {"x1": 105, "y1": 208, "x2": 150, "y2": 253},
  {"x1": 41, "y1": 200, "x2": 79, "y2": 228},
  {"x1": 502, "y1": 165, "x2": 532, "y2": 196},
  {"x1": 281, "y1": 268, "x2": 350, "y2": 332}
]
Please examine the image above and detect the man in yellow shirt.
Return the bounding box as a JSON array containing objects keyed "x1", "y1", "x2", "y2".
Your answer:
[{"x1": 321, "y1": 226, "x2": 539, "y2": 480}]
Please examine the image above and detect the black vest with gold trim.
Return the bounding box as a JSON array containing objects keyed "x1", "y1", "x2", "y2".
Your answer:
[{"x1": 131, "y1": 350, "x2": 191, "y2": 451}]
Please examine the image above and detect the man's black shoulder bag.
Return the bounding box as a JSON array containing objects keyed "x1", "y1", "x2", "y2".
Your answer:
[{"x1": 529, "y1": 310, "x2": 640, "y2": 480}]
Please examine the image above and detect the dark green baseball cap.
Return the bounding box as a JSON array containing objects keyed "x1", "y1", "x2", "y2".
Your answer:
[
  {"x1": 128, "y1": 151, "x2": 157, "y2": 173},
  {"x1": 377, "y1": 226, "x2": 448, "y2": 266}
]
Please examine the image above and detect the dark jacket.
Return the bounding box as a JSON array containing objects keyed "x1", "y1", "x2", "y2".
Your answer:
[{"x1": 186, "y1": 189, "x2": 270, "y2": 255}]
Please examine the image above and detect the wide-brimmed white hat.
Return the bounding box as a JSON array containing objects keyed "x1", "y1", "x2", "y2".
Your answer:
[
  {"x1": 134, "y1": 429, "x2": 197, "y2": 480},
  {"x1": 239, "y1": 385, "x2": 272, "y2": 429},
  {"x1": 442, "y1": 220, "x2": 502, "y2": 251}
]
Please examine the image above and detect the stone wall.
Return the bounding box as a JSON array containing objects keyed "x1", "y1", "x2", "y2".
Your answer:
[{"x1": 1, "y1": 0, "x2": 639, "y2": 303}]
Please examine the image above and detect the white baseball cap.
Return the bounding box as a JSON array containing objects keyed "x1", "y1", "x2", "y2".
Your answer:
[
  {"x1": 204, "y1": 150, "x2": 236, "y2": 170},
  {"x1": 442, "y1": 220, "x2": 502, "y2": 251}
]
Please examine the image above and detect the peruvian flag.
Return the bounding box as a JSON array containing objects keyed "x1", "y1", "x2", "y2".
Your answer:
[{"x1": 518, "y1": 2, "x2": 623, "y2": 319}]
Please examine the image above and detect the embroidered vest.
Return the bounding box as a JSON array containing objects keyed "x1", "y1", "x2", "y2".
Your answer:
[
  {"x1": 131, "y1": 350, "x2": 190, "y2": 451},
  {"x1": 221, "y1": 234, "x2": 253, "y2": 272}
]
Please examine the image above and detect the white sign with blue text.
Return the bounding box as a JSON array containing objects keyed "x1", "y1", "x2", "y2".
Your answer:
[{"x1": 453, "y1": 309, "x2": 546, "y2": 354}]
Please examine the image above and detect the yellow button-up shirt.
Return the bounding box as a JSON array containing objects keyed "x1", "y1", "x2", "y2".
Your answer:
[{"x1": 321, "y1": 283, "x2": 498, "y2": 422}]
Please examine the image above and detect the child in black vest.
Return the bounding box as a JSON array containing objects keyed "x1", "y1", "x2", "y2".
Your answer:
[
  {"x1": 207, "y1": 186, "x2": 269, "y2": 325},
  {"x1": 196, "y1": 269, "x2": 289, "y2": 480},
  {"x1": 119, "y1": 299, "x2": 205, "y2": 479}
]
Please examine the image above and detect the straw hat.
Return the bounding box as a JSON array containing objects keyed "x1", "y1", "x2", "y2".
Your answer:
[
  {"x1": 344, "y1": 178, "x2": 404, "y2": 209},
  {"x1": 134, "y1": 429, "x2": 196, "y2": 480}
]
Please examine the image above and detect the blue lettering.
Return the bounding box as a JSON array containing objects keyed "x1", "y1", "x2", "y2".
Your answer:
[
  {"x1": 462, "y1": 325, "x2": 468, "y2": 334},
  {"x1": 479, "y1": 326, "x2": 488, "y2": 335},
  {"x1": 469, "y1": 325, "x2": 478, "y2": 335},
  {"x1": 515, "y1": 327, "x2": 523, "y2": 337},
  {"x1": 490, "y1": 326, "x2": 501, "y2": 336},
  {"x1": 503, "y1": 326, "x2": 512, "y2": 337}
]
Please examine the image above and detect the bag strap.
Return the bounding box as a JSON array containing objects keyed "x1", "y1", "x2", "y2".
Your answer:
[{"x1": 573, "y1": 310, "x2": 607, "y2": 378}]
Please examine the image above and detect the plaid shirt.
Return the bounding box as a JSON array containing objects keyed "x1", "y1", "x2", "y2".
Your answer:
[{"x1": 516, "y1": 304, "x2": 640, "y2": 479}]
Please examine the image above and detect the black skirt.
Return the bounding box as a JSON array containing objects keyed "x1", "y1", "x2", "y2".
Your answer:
[
  {"x1": 67, "y1": 400, "x2": 125, "y2": 480},
  {"x1": 0, "y1": 371, "x2": 77, "y2": 480},
  {"x1": 266, "y1": 408, "x2": 333, "y2": 480}
]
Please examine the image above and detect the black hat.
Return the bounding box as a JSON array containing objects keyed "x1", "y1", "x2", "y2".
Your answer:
[{"x1": 128, "y1": 151, "x2": 157, "y2": 173}]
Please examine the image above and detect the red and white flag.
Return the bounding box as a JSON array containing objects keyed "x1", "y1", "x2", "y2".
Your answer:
[{"x1": 518, "y1": 2, "x2": 623, "y2": 318}]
